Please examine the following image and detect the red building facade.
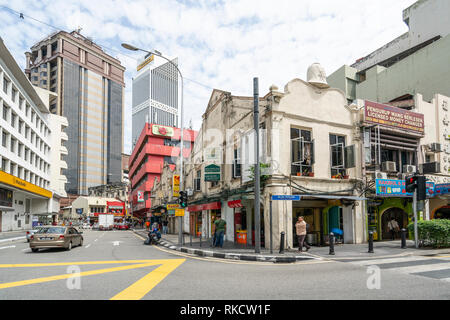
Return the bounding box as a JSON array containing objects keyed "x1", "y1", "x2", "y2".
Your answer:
[{"x1": 129, "y1": 123, "x2": 197, "y2": 218}]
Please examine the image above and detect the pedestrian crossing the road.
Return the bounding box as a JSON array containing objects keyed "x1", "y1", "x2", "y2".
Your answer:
[{"x1": 340, "y1": 255, "x2": 450, "y2": 283}]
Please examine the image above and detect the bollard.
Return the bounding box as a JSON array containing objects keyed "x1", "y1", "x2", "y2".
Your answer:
[
  {"x1": 279, "y1": 232, "x2": 285, "y2": 254},
  {"x1": 368, "y1": 231, "x2": 374, "y2": 253},
  {"x1": 329, "y1": 232, "x2": 335, "y2": 255},
  {"x1": 401, "y1": 228, "x2": 407, "y2": 249}
]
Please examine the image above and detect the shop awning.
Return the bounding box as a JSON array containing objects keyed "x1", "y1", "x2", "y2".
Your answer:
[
  {"x1": 298, "y1": 195, "x2": 367, "y2": 201},
  {"x1": 188, "y1": 201, "x2": 221, "y2": 212}
]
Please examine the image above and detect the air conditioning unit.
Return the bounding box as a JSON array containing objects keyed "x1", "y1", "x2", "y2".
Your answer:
[
  {"x1": 403, "y1": 165, "x2": 416, "y2": 174},
  {"x1": 430, "y1": 143, "x2": 443, "y2": 153},
  {"x1": 375, "y1": 172, "x2": 388, "y2": 179},
  {"x1": 420, "y1": 162, "x2": 441, "y2": 174},
  {"x1": 382, "y1": 161, "x2": 396, "y2": 172}
]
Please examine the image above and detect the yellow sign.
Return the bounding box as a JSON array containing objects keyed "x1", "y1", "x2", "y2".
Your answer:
[
  {"x1": 0, "y1": 170, "x2": 52, "y2": 198},
  {"x1": 167, "y1": 204, "x2": 180, "y2": 210},
  {"x1": 173, "y1": 175, "x2": 180, "y2": 197},
  {"x1": 175, "y1": 208, "x2": 185, "y2": 217},
  {"x1": 136, "y1": 54, "x2": 154, "y2": 71}
]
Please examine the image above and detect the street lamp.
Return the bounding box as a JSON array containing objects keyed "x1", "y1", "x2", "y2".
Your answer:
[{"x1": 122, "y1": 43, "x2": 185, "y2": 246}]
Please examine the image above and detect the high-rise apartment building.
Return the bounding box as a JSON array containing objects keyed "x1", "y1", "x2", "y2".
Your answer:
[
  {"x1": 25, "y1": 30, "x2": 125, "y2": 195},
  {"x1": 132, "y1": 54, "x2": 179, "y2": 147}
]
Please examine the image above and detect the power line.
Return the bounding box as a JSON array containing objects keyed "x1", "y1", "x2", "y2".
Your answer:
[{"x1": 0, "y1": 4, "x2": 216, "y2": 91}]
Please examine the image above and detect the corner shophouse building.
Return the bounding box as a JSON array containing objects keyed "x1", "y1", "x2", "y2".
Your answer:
[
  {"x1": 0, "y1": 38, "x2": 60, "y2": 231},
  {"x1": 180, "y1": 64, "x2": 366, "y2": 250},
  {"x1": 69, "y1": 196, "x2": 125, "y2": 223}
]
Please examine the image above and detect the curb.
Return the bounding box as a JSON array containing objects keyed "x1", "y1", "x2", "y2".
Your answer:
[
  {"x1": 145, "y1": 233, "x2": 315, "y2": 263},
  {"x1": 0, "y1": 236, "x2": 26, "y2": 243}
]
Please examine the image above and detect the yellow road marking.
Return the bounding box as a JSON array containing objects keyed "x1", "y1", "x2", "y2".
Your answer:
[
  {"x1": 0, "y1": 258, "x2": 186, "y2": 300},
  {"x1": 111, "y1": 259, "x2": 185, "y2": 300}
]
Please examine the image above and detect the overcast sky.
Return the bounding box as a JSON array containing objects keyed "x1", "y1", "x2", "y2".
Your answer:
[{"x1": 0, "y1": 0, "x2": 417, "y2": 154}]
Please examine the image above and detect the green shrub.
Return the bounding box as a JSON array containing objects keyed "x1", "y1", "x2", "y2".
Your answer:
[{"x1": 407, "y1": 219, "x2": 450, "y2": 248}]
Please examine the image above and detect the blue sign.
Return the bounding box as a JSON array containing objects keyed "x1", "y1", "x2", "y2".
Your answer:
[
  {"x1": 376, "y1": 179, "x2": 435, "y2": 197},
  {"x1": 271, "y1": 195, "x2": 301, "y2": 201},
  {"x1": 76, "y1": 208, "x2": 83, "y2": 215},
  {"x1": 435, "y1": 183, "x2": 450, "y2": 196}
]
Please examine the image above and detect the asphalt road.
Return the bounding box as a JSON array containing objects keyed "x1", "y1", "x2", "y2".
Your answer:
[{"x1": 0, "y1": 229, "x2": 449, "y2": 300}]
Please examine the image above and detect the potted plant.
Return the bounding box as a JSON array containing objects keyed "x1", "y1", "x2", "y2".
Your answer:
[
  {"x1": 308, "y1": 172, "x2": 314, "y2": 177},
  {"x1": 343, "y1": 174, "x2": 349, "y2": 179}
]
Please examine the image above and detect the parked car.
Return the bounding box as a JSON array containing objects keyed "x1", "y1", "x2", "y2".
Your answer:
[
  {"x1": 29, "y1": 226, "x2": 83, "y2": 252},
  {"x1": 26, "y1": 227, "x2": 42, "y2": 242},
  {"x1": 115, "y1": 222, "x2": 129, "y2": 230},
  {"x1": 82, "y1": 223, "x2": 92, "y2": 230}
]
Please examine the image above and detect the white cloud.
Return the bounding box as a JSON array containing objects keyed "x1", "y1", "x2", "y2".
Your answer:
[{"x1": 0, "y1": 0, "x2": 417, "y2": 153}]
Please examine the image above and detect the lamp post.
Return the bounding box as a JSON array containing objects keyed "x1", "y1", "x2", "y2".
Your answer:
[{"x1": 122, "y1": 43, "x2": 185, "y2": 245}]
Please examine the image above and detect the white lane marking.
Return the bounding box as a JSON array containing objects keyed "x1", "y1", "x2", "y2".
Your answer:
[
  {"x1": 396, "y1": 263, "x2": 450, "y2": 274},
  {"x1": 94, "y1": 239, "x2": 98, "y2": 242},
  {"x1": 0, "y1": 245, "x2": 16, "y2": 250},
  {"x1": 22, "y1": 248, "x2": 29, "y2": 252},
  {"x1": 352, "y1": 256, "x2": 429, "y2": 266},
  {"x1": 113, "y1": 241, "x2": 121, "y2": 246},
  {"x1": 85, "y1": 244, "x2": 91, "y2": 248}
]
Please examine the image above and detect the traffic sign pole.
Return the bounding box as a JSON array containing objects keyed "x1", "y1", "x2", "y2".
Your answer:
[{"x1": 413, "y1": 190, "x2": 418, "y2": 249}]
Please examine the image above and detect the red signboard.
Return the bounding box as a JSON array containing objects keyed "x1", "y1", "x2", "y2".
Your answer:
[
  {"x1": 364, "y1": 100, "x2": 424, "y2": 133},
  {"x1": 228, "y1": 200, "x2": 243, "y2": 208},
  {"x1": 187, "y1": 202, "x2": 221, "y2": 212}
]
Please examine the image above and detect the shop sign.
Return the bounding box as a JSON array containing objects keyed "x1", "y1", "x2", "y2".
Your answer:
[
  {"x1": 76, "y1": 208, "x2": 83, "y2": 215},
  {"x1": 0, "y1": 170, "x2": 52, "y2": 199},
  {"x1": 168, "y1": 210, "x2": 175, "y2": 216},
  {"x1": 152, "y1": 124, "x2": 174, "y2": 137},
  {"x1": 205, "y1": 164, "x2": 221, "y2": 181},
  {"x1": 364, "y1": 100, "x2": 424, "y2": 134},
  {"x1": 375, "y1": 179, "x2": 435, "y2": 197},
  {"x1": 175, "y1": 208, "x2": 185, "y2": 217},
  {"x1": 228, "y1": 200, "x2": 243, "y2": 208},
  {"x1": 137, "y1": 191, "x2": 144, "y2": 203},
  {"x1": 167, "y1": 204, "x2": 180, "y2": 210},
  {"x1": 435, "y1": 183, "x2": 450, "y2": 195},
  {"x1": 173, "y1": 175, "x2": 180, "y2": 197}
]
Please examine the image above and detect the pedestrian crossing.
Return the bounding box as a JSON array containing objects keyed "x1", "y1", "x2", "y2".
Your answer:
[{"x1": 342, "y1": 255, "x2": 450, "y2": 283}]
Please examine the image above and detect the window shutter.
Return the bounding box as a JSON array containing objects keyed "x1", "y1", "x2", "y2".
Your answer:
[{"x1": 344, "y1": 145, "x2": 356, "y2": 168}]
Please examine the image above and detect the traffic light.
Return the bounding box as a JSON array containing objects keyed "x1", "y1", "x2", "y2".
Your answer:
[
  {"x1": 179, "y1": 191, "x2": 188, "y2": 208},
  {"x1": 405, "y1": 175, "x2": 417, "y2": 193},
  {"x1": 405, "y1": 174, "x2": 427, "y2": 200},
  {"x1": 417, "y1": 175, "x2": 427, "y2": 201}
]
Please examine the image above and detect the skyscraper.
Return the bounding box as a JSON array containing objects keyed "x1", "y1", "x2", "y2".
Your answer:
[
  {"x1": 25, "y1": 30, "x2": 125, "y2": 195},
  {"x1": 132, "y1": 54, "x2": 179, "y2": 147}
]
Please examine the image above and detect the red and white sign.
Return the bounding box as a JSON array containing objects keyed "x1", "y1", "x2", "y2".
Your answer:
[
  {"x1": 364, "y1": 100, "x2": 424, "y2": 133},
  {"x1": 228, "y1": 200, "x2": 243, "y2": 208},
  {"x1": 152, "y1": 124, "x2": 174, "y2": 137},
  {"x1": 187, "y1": 202, "x2": 221, "y2": 212}
]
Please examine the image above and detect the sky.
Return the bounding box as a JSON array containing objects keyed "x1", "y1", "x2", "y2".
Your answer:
[{"x1": 0, "y1": 0, "x2": 417, "y2": 154}]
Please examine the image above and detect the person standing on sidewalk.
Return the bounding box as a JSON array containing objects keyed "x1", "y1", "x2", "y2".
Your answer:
[
  {"x1": 214, "y1": 215, "x2": 226, "y2": 248},
  {"x1": 162, "y1": 220, "x2": 168, "y2": 234},
  {"x1": 388, "y1": 218, "x2": 400, "y2": 240},
  {"x1": 295, "y1": 216, "x2": 310, "y2": 252}
]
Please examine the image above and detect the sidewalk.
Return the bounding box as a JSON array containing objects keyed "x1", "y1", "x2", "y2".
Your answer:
[
  {"x1": 133, "y1": 229, "x2": 450, "y2": 263},
  {"x1": 0, "y1": 230, "x2": 28, "y2": 243},
  {"x1": 134, "y1": 229, "x2": 316, "y2": 263}
]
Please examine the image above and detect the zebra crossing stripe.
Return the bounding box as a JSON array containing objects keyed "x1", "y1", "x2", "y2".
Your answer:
[{"x1": 352, "y1": 256, "x2": 428, "y2": 266}]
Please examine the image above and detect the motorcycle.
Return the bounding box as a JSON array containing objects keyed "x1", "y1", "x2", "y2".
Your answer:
[{"x1": 144, "y1": 229, "x2": 161, "y2": 245}]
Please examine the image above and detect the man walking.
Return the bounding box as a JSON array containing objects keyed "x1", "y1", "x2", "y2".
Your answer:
[
  {"x1": 295, "y1": 216, "x2": 310, "y2": 252},
  {"x1": 214, "y1": 215, "x2": 226, "y2": 248},
  {"x1": 388, "y1": 217, "x2": 400, "y2": 240}
]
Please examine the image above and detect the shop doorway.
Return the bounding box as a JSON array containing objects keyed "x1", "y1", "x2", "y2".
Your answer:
[
  {"x1": 293, "y1": 208, "x2": 315, "y2": 247},
  {"x1": 381, "y1": 207, "x2": 408, "y2": 240},
  {"x1": 0, "y1": 211, "x2": 2, "y2": 232},
  {"x1": 434, "y1": 206, "x2": 450, "y2": 220}
]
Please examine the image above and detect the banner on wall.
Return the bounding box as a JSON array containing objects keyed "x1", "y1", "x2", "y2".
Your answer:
[{"x1": 376, "y1": 179, "x2": 435, "y2": 197}]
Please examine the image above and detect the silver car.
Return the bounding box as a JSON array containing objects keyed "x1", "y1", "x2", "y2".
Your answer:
[{"x1": 26, "y1": 227, "x2": 42, "y2": 242}]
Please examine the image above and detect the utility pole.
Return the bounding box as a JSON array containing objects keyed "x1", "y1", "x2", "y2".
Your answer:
[{"x1": 253, "y1": 77, "x2": 261, "y2": 254}]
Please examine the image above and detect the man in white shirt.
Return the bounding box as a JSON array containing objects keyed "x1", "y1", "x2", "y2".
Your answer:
[{"x1": 388, "y1": 218, "x2": 400, "y2": 240}]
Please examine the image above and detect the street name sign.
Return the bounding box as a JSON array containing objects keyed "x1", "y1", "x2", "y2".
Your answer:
[{"x1": 271, "y1": 195, "x2": 301, "y2": 201}]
